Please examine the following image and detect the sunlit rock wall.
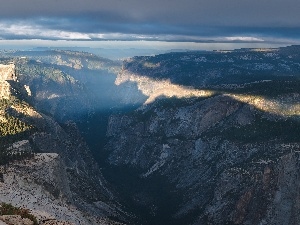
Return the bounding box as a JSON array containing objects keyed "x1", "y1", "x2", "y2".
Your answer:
[{"x1": 0, "y1": 64, "x2": 16, "y2": 99}]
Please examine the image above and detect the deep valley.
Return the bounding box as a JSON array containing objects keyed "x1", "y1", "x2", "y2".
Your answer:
[{"x1": 1, "y1": 46, "x2": 300, "y2": 225}]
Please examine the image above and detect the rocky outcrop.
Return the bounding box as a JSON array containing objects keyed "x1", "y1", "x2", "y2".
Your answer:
[
  {"x1": 0, "y1": 64, "x2": 16, "y2": 99},
  {"x1": 0, "y1": 153, "x2": 110, "y2": 225}
]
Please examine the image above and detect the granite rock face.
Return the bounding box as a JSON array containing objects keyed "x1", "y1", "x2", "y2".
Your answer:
[
  {"x1": 104, "y1": 46, "x2": 300, "y2": 224},
  {"x1": 0, "y1": 64, "x2": 17, "y2": 99},
  {"x1": 105, "y1": 92, "x2": 300, "y2": 224},
  {"x1": 0, "y1": 63, "x2": 125, "y2": 225},
  {"x1": 0, "y1": 153, "x2": 116, "y2": 225}
]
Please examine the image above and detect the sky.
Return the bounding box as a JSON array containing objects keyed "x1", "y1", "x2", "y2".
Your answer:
[{"x1": 0, "y1": 0, "x2": 300, "y2": 47}]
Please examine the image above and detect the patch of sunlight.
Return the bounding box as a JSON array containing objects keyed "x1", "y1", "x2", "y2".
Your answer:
[
  {"x1": 0, "y1": 114, "x2": 33, "y2": 136},
  {"x1": 11, "y1": 104, "x2": 43, "y2": 119},
  {"x1": 227, "y1": 94, "x2": 300, "y2": 117},
  {"x1": 55, "y1": 55, "x2": 83, "y2": 70},
  {"x1": 115, "y1": 71, "x2": 215, "y2": 104},
  {"x1": 143, "y1": 62, "x2": 160, "y2": 69},
  {"x1": 0, "y1": 114, "x2": 7, "y2": 123},
  {"x1": 115, "y1": 70, "x2": 300, "y2": 117}
]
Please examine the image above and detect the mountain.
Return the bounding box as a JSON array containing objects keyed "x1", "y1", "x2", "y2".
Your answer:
[
  {"x1": 104, "y1": 46, "x2": 300, "y2": 224},
  {"x1": 1, "y1": 46, "x2": 300, "y2": 225}
]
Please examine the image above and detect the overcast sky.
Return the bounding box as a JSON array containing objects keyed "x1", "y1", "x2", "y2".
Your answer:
[{"x1": 0, "y1": 0, "x2": 300, "y2": 44}]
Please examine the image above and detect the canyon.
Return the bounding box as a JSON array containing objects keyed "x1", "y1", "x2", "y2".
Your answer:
[{"x1": 1, "y1": 46, "x2": 300, "y2": 224}]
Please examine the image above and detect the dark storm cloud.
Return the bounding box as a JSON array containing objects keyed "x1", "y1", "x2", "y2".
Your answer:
[{"x1": 0, "y1": 0, "x2": 300, "y2": 41}]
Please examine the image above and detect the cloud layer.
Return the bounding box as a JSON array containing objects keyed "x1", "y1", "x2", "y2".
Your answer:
[{"x1": 0, "y1": 0, "x2": 300, "y2": 42}]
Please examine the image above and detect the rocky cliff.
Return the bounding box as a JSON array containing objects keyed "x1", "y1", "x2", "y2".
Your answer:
[
  {"x1": 0, "y1": 64, "x2": 17, "y2": 99},
  {"x1": 0, "y1": 64, "x2": 125, "y2": 225},
  {"x1": 106, "y1": 93, "x2": 300, "y2": 224},
  {"x1": 104, "y1": 46, "x2": 300, "y2": 224},
  {"x1": 0, "y1": 153, "x2": 94, "y2": 225}
]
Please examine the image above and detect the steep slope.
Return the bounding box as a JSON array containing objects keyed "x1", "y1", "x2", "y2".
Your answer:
[
  {"x1": 0, "y1": 64, "x2": 126, "y2": 225},
  {"x1": 1, "y1": 153, "x2": 96, "y2": 225},
  {"x1": 104, "y1": 46, "x2": 300, "y2": 225},
  {"x1": 105, "y1": 94, "x2": 300, "y2": 224},
  {"x1": 0, "y1": 64, "x2": 17, "y2": 99}
]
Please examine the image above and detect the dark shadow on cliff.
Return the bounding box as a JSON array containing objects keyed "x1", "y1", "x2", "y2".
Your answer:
[{"x1": 100, "y1": 93, "x2": 300, "y2": 225}]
